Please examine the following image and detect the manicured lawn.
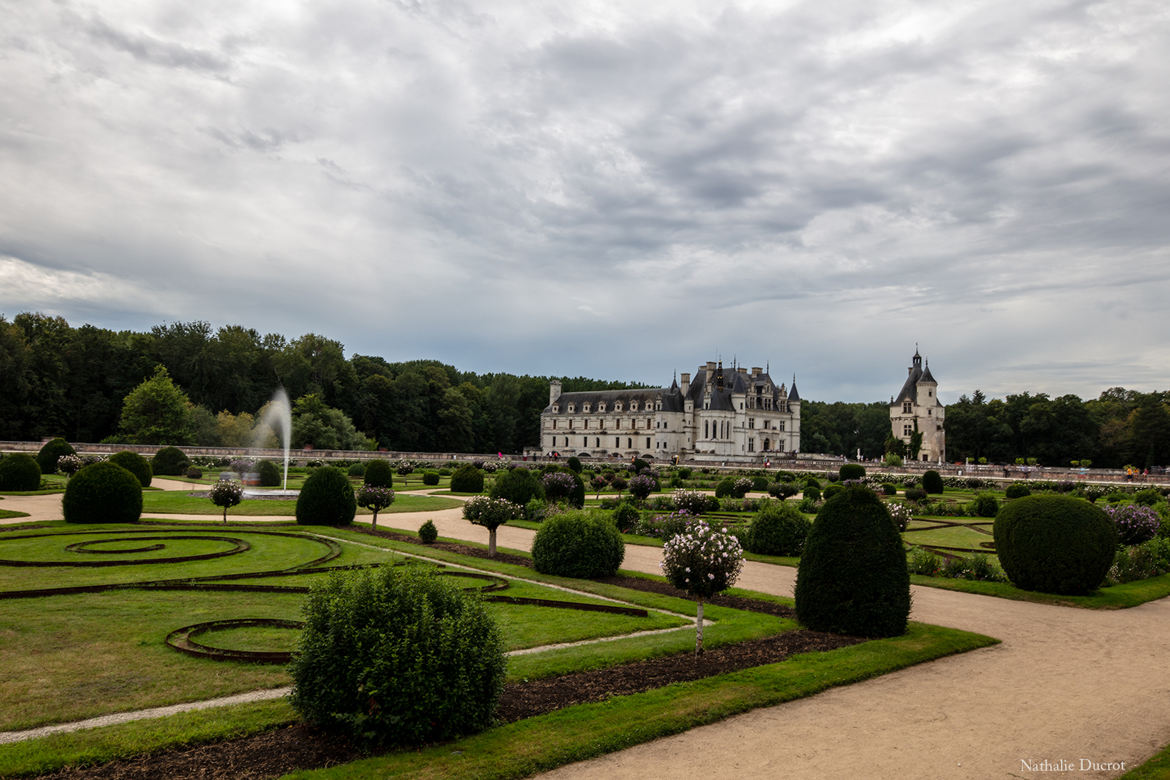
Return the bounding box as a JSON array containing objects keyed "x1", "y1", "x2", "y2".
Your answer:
[
  {"x1": 139, "y1": 490, "x2": 461, "y2": 516},
  {"x1": 1122, "y1": 741, "x2": 1170, "y2": 779}
]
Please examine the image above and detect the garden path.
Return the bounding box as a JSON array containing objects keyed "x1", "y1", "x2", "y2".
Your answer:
[{"x1": 3, "y1": 489, "x2": 1168, "y2": 777}]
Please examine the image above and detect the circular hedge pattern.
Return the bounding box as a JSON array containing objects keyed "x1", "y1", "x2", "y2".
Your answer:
[
  {"x1": 993, "y1": 494, "x2": 1116, "y2": 594},
  {"x1": 63, "y1": 462, "x2": 143, "y2": 524}
]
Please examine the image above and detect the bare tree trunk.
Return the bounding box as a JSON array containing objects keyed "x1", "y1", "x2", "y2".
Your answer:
[
  {"x1": 696, "y1": 599, "x2": 704, "y2": 654},
  {"x1": 372, "y1": 510, "x2": 378, "y2": 529}
]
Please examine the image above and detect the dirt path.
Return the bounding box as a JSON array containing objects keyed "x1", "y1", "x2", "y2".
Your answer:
[{"x1": 4, "y1": 493, "x2": 1169, "y2": 777}]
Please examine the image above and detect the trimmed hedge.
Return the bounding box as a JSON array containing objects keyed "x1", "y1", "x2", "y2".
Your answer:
[
  {"x1": 922, "y1": 470, "x2": 944, "y2": 494},
  {"x1": 1005, "y1": 482, "x2": 1031, "y2": 499},
  {"x1": 532, "y1": 510, "x2": 625, "y2": 578},
  {"x1": 422, "y1": 470, "x2": 440, "y2": 486},
  {"x1": 363, "y1": 459, "x2": 394, "y2": 488},
  {"x1": 62, "y1": 462, "x2": 143, "y2": 524},
  {"x1": 257, "y1": 459, "x2": 282, "y2": 487},
  {"x1": 993, "y1": 495, "x2": 1116, "y2": 594},
  {"x1": 745, "y1": 501, "x2": 811, "y2": 557},
  {"x1": 150, "y1": 446, "x2": 189, "y2": 477},
  {"x1": 296, "y1": 466, "x2": 357, "y2": 527},
  {"x1": 37, "y1": 438, "x2": 76, "y2": 474},
  {"x1": 289, "y1": 566, "x2": 504, "y2": 748},
  {"x1": 839, "y1": 463, "x2": 866, "y2": 481},
  {"x1": 109, "y1": 451, "x2": 152, "y2": 488},
  {"x1": 450, "y1": 464, "x2": 484, "y2": 493},
  {"x1": 795, "y1": 485, "x2": 910, "y2": 637},
  {"x1": 490, "y1": 467, "x2": 544, "y2": 506},
  {"x1": 0, "y1": 453, "x2": 42, "y2": 492}
]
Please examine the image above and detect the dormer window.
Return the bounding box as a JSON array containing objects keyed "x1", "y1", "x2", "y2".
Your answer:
[
  {"x1": 598, "y1": 402, "x2": 606, "y2": 413},
  {"x1": 567, "y1": 403, "x2": 575, "y2": 413},
  {"x1": 615, "y1": 402, "x2": 623, "y2": 412},
  {"x1": 630, "y1": 401, "x2": 639, "y2": 412},
  {"x1": 583, "y1": 403, "x2": 591, "y2": 413},
  {"x1": 552, "y1": 404, "x2": 559, "y2": 413}
]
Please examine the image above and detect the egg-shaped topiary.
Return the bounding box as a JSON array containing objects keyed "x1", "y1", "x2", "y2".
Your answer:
[
  {"x1": 108, "y1": 451, "x2": 152, "y2": 488},
  {"x1": 993, "y1": 495, "x2": 1115, "y2": 595},
  {"x1": 296, "y1": 466, "x2": 357, "y2": 527},
  {"x1": 257, "y1": 459, "x2": 282, "y2": 487},
  {"x1": 532, "y1": 510, "x2": 625, "y2": 578},
  {"x1": 839, "y1": 463, "x2": 866, "y2": 481},
  {"x1": 63, "y1": 461, "x2": 143, "y2": 524},
  {"x1": 795, "y1": 484, "x2": 910, "y2": 637},
  {"x1": 150, "y1": 446, "x2": 189, "y2": 477},
  {"x1": 0, "y1": 453, "x2": 42, "y2": 491},
  {"x1": 362, "y1": 459, "x2": 394, "y2": 488},
  {"x1": 922, "y1": 470, "x2": 944, "y2": 494},
  {"x1": 37, "y1": 438, "x2": 76, "y2": 475},
  {"x1": 449, "y1": 464, "x2": 484, "y2": 493}
]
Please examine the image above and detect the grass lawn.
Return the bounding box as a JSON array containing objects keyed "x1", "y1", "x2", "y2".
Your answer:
[
  {"x1": 139, "y1": 490, "x2": 461, "y2": 516},
  {"x1": 0, "y1": 520, "x2": 997, "y2": 778},
  {"x1": 1122, "y1": 741, "x2": 1170, "y2": 779}
]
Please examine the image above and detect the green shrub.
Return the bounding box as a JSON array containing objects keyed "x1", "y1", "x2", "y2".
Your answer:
[
  {"x1": 745, "y1": 501, "x2": 811, "y2": 557},
  {"x1": 971, "y1": 493, "x2": 999, "y2": 518},
  {"x1": 62, "y1": 461, "x2": 142, "y2": 524},
  {"x1": 794, "y1": 485, "x2": 910, "y2": 637},
  {"x1": 450, "y1": 464, "x2": 484, "y2": 493},
  {"x1": 150, "y1": 446, "x2": 189, "y2": 477},
  {"x1": 296, "y1": 466, "x2": 357, "y2": 527},
  {"x1": 347, "y1": 462, "x2": 366, "y2": 477},
  {"x1": 1133, "y1": 488, "x2": 1161, "y2": 507},
  {"x1": 632, "y1": 458, "x2": 649, "y2": 474},
  {"x1": 108, "y1": 451, "x2": 152, "y2": 488},
  {"x1": 0, "y1": 453, "x2": 41, "y2": 491},
  {"x1": 714, "y1": 477, "x2": 736, "y2": 498},
  {"x1": 422, "y1": 470, "x2": 440, "y2": 486},
  {"x1": 907, "y1": 547, "x2": 942, "y2": 576},
  {"x1": 993, "y1": 495, "x2": 1116, "y2": 594},
  {"x1": 490, "y1": 467, "x2": 544, "y2": 506},
  {"x1": 37, "y1": 438, "x2": 76, "y2": 474},
  {"x1": 677, "y1": 467, "x2": 692, "y2": 479},
  {"x1": 904, "y1": 487, "x2": 926, "y2": 502},
  {"x1": 418, "y1": 519, "x2": 438, "y2": 544},
  {"x1": 257, "y1": 459, "x2": 282, "y2": 487},
  {"x1": 363, "y1": 459, "x2": 394, "y2": 488},
  {"x1": 532, "y1": 510, "x2": 625, "y2": 578},
  {"x1": 462, "y1": 496, "x2": 522, "y2": 555},
  {"x1": 881, "y1": 483, "x2": 897, "y2": 496},
  {"x1": 751, "y1": 475, "x2": 770, "y2": 491},
  {"x1": 290, "y1": 566, "x2": 504, "y2": 748},
  {"x1": 566, "y1": 456, "x2": 582, "y2": 473},
  {"x1": 186, "y1": 466, "x2": 203, "y2": 479},
  {"x1": 839, "y1": 463, "x2": 866, "y2": 481},
  {"x1": 922, "y1": 470, "x2": 944, "y2": 494},
  {"x1": 767, "y1": 482, "x2": 799, "y2": 499},
  {"x1": 804, "y1": 484, "x2": 822, "y2": 502},
  {"x1": 612, "y1": 502, "x2": 641, "y2": 533},
  {"x1": 1005, "y1": 482, "x2": 1031, "y2": 499},
  {"x1": 822, "y1": 484, "x2": 844, "y2": 501}
]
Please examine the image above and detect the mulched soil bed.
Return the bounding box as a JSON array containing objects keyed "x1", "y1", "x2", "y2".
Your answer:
[{"x1": 36, "y1": 526, "x2": 859, "y2": 780}]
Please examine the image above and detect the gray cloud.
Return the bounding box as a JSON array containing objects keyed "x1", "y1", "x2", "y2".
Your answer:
[{"x1": 1, "y1": 0, "x2": 1168, "y2": 403}]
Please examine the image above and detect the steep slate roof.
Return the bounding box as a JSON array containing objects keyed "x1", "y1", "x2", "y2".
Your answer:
[{"x1": 895, "y1": 350, "x2": 938, "y2": 404}]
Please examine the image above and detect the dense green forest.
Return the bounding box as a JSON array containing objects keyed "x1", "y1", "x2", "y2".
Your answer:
[{"x1": 2, "y1": 312, "x2": 1167, "y2": 468}]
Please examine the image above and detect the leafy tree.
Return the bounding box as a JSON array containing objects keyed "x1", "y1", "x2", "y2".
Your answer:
[
  {"x1": 291, "y1": 394, "x2": 370, "y2": 450},
  {"x1": 209, "y1": 479, "x2": 244, "y2": 522},
  {"x1": 118, "y1": 366, "x2": 195, "y2": 444}
]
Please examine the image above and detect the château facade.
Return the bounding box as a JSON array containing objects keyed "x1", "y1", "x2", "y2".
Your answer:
[
  {"x1": 539, "y1": 361, "x2": 800, "y2": 462},
  {"x1": 890, "y1": 349, "x2": 945, "y2": 462}
]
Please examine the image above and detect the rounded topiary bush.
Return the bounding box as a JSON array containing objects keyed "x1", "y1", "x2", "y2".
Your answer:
[
  {"x1": 363, "y1": 459, "x2": 393, "y2": 488},
  {"x1": 422, "y1": 470, "x2": 440, "y2": 486},
  {"x1": 745, "y1": 501, "x2": 811, "y2": 557},
  {"x1": 839, "y1": 463, "x2": 866, "y2": 481},
  {"x1": 0, "y1": 453, "x2": 42, "y2": 492},
  {"x1": 490, "y1": 467, "x2": 544, "y2": 506},
  {"x1": 150, "y1": 446, "x2": 189, "y2": 477},
  {"x1": 347, "y1": 462, "x2": 366, "y2": 477},
  {"x1": 794, "y1": 485, "x2": 910, "y2": 637},
  {"x1": 532, "y1": 510, "x2": 625, "y2": 578},
  {"x1": 971, "y1": 493, "x2": 999, "y2": 518},
  {"x1": 37, "y1": 438, "x2": 76, "y2": 474},
  {"x1": 289, "y1": 565, "x2": 504, "y2": 748},
  {"x1": 822, "y1": 483, "x2": 844, "y2": 501},
  {"x1": 804, "y1": 484, "x2": 822, "y2": 502},
  {"x1": 62, "y1": 462, "x2": 143, "y2": 524},
  {"x1": 1005, "y1": 482, "x2": 1031, "y2": 499},
  {"x1": 922, "y1": 470, "x2": 944, "y2": 494},
  {"x1": 296, "y1": 466, "x2": 357, "y2": 527},
  {"x1": 714, "y1": 477, "x2": 736, "y2": 499},
  {"x1": 612, "y1": 501, "x2": 641, "y2": 533},
  {"x1": 418, "y1": 519, "x2": 438, "y2": 544},
  {"x1": 994, "y1": 495, "x2": 1116, "y2": 594},
  {"x1": 450, "y1": 464, "x2": 484, "y2": 493},
  {"x1": 257, "y1": 459, "x2": 282, "y2": 487},
  {"x1": 109, "y1": 451, "x2": 152, "y2": 488}
]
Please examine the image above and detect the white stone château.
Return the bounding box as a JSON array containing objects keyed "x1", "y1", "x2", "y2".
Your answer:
[
  {"x1": 539, "y1": 360, "x2": 801, "y2": 462},
  {"x1": 890, "y1": 348, "x2": 946, "y2": 462}
]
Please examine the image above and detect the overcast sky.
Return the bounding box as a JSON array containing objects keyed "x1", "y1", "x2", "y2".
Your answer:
[{"x1": 3, "y1": 0, "x2": 1168, "y2": 404}]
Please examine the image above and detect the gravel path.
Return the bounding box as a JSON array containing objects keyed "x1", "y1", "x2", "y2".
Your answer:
[{"x1": 3, "y1": 488, "x2": 1169, "y2": 777}]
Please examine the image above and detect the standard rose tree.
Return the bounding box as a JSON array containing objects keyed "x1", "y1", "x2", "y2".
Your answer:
[{"x1": 660, "y1": 518, "x2": 744, "y2": 653}]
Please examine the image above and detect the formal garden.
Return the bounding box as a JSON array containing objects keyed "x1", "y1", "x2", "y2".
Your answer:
[{"x1": 3, "y1": 441, "x2": 1170, "y2": 777}]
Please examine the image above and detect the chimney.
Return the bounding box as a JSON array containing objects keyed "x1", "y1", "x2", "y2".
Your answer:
[
  {"x1": 549, "y1": 380, "x2": 562, "y2": 406},
  {"x1": 680, "y1": 372, "x2": 690, "y2": 394},
  {"x1": 751, "y1": 366, "x2": 761, "y2": 377},
  {"x1": 738, "y1": 367, "x2": 748, "y2": 376}
]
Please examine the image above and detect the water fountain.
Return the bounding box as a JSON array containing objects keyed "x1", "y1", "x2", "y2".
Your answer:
[{"x1": 249, "y1": 388, "x2": 293, "y2": 494}]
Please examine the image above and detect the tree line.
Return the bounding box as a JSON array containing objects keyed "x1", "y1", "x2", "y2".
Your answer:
[
  {"x1": 2, "y1": 312, "x2": 1167, "y2": 467},
  {"x1": 0, "y1": 313, "x2": 645, "y2": 453}
]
